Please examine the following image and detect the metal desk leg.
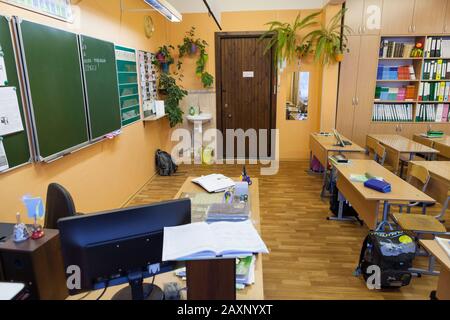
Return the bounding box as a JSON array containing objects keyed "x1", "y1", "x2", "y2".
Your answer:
[{"x1": 376, "y1": 201, "x2": 392, "y2": 231}]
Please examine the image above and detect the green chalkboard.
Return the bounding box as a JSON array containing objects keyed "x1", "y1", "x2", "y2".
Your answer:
[
  {"x1": 0, "y1": 15, "x2": 31, "y2": 172},
  {"x1": 18, "y1": 19, "x2": 88, "y2": 161},
  {"x1": 80, "y1": 35, "x2": 121, "y2": 140}
]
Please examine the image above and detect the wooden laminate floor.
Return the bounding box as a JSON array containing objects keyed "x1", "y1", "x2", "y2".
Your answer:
[{"x1": 126, "y1": 161, "x2": 449, "y2": 300}]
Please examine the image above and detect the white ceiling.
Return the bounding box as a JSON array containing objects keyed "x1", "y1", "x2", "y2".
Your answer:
[{"x1": 167, "y1": 0, "x2": 327, "y2": 13}]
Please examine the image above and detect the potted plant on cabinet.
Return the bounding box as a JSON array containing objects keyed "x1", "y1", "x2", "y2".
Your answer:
[
  {"x1": 153, "y1": 45, "x2": 175, "y2": 73},
  {"x1": 259, "y1": 11, "x2": 321, "y2": 64},
  {"x1": 301, "y1": 8, "x2": 351, "y2": 65}
]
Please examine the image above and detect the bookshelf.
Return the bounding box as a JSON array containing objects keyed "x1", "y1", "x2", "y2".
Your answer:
[{"x1": 373, "y1": 36, "x2": 450, "y2": 124}]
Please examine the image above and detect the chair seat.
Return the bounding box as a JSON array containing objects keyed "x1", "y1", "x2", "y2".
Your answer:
[{"x1": 393, "y1": 213, "x2": 447, "y2": 233}]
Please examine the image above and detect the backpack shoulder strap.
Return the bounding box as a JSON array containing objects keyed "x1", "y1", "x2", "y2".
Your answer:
[{"x1": 354, "y1": 234, "x2": 370, "y2": 276}]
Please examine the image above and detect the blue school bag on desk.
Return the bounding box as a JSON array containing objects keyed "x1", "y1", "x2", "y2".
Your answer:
[{"x1": 364, "y1": 179, "x2": 391, "y2": 193}]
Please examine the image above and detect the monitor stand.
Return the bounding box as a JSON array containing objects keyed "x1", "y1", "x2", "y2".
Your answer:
[{"x1": 112, "y1": 272, "x2": 164, "y2": 300}]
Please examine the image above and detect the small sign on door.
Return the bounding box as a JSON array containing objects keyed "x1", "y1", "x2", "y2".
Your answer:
[{"x1": 243, "y1": 71, "x2": 254, "y2": 78}]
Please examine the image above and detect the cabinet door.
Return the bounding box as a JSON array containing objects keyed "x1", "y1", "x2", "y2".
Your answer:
[
  {"x1": 353, "y1": 36, "x2": 381, "y2": 146},
  {"x1": 362, "y1": 0, "x2": 383, "y2": 35},
  {"x1": 381, "y1": 0, "x2": 415, "y2": 35},
  {"x1": 336, "y1": 36, "x2": 360, "y2": 138},
  {"x1": 445, "y1": 0, "x2": 450, "y2": 33},
  {"x1": 345, "y1": 0, "x2": 364, "y2": 35},
  {"x1": 412, "y1": 0, "x2": 448, "y2": 34}
]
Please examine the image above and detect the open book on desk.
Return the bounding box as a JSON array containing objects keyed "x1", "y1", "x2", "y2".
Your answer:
[
  {"x1": 162, "y1": 220, "x2": 268, "y2": 261},
  {"x1": 192, "y1": 174, "x2": 235, "y2": 193}
]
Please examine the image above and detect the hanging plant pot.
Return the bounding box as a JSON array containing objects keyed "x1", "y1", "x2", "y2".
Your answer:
[
  {"x1": 334, "y1": 52, "x2": 344, "y2": 63},
  {"x1": 190, "y1": 43, "x2": 198, "y2": 55},
  {"x1": 160, "y1": 62, "x2": 170, "y2": 73}
]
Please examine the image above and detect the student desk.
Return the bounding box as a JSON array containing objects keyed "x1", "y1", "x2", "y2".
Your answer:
[
  {"x1": 309, "y1": 133, "x2": 365, "y2": 197},
  {"x1": 69, "y1": 177, "x2": 264, "y2": 300},
  {"x1": 413, "y1": 134, "x2": 450, "y2": 160},
  {"x1": 334, "y1": 160, "x2": 435, "y2": 230},
  {"x1": 368, "y1": 134, "x2": 440, "y2": 174},
  {"x1": 420, "y1": 240, "x2": 450, "y2": 300}
]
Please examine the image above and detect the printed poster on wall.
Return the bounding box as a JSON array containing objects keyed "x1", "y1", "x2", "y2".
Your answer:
[
  {"x1": 138, "y1": 50, "x2": 157, "y2": 118},
  {"x1": 0, "y1": 0, "x2": 73, "y2": 22},
  {"x1": 0, "y1": 86, "x2": 24, "y2": 136},
  {"x1": 0, "y1": 45, "x2": 8, "y2": 86}
]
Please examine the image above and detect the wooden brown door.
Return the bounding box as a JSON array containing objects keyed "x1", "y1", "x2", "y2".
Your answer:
[
  {"x1": 216, "y1": 33, "x2": 276, "y2": 160},
  {"x1": 412, "y1": 0, "x2": 448, "y2": 34},
  {"x1": 381, "y1": 0, "x2": 415, "y2": 35}
]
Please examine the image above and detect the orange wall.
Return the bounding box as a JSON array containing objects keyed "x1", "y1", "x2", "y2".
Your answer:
[
  {"x1": 0, "y1": 0, "x2": 171, "y2": 223},
  {"x1": 159, "y1": 9, "x2": 325, "y2": 160}
]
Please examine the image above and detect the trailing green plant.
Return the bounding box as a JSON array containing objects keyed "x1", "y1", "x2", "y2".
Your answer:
[
  {"x1": 178, "y1": 26, "x2": 214, "y2": 88},
  {"x1": 158, "y1": 72, "x2": 188, "y2": 127},
  {"x1": 260, "y1": 11, "x2": 321, "y2": 64},
  {"x1": 300, "y1": 8, "x2": 351, "y2": 65}
]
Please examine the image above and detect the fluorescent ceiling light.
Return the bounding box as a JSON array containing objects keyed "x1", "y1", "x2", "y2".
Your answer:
[{"x1": 143, "y1": 0, "x2": 182, "y2": 22}]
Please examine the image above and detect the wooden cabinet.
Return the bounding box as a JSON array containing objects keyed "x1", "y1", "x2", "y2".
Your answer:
[
  {"x1": 412, "y1": 0, "x2": 448, "y2": 34},
  {"x1": 337, "y1": 36, "x2": 379, "y2": 146},
  {"x1": 336, "y1": 36, "x2": 360, "y2": 138},
  {"x1": 345, "y1": 0, "x2": 382, "y2": 35},
  {"x1": 445, "y1": 0, "x2": 450, "y2": 33},
  {"x1": 352, "y1": 36, "x2": 381, "y2": 146},
  {"x1": 381, "y1": 0, "x2": 415, "y2": 35}
]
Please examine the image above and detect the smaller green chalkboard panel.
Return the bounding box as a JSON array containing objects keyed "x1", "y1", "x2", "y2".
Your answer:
[
  {"x1": 0, "y1": 15, "x2": 31, "y2": 173},
  {"x1": 115, "y1": 45, "x2": 141, "y2": 126},
  {"x1": 80, "y1": 35, "x2": 121, "y2": 140},
  {"x1": 19, "y1": 19, "x2": 89, "y2": 161}
]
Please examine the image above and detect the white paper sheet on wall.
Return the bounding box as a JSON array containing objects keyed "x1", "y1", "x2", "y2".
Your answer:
[
  {"x1": 0, "y1": 86, "x2": 24, "y2": 136},
  {"x1": 0, "y1": 52, "x2": 8, "y2": 86},
  {"x1": 0, "y1": 139, "x2": 9, "y2": 172}
]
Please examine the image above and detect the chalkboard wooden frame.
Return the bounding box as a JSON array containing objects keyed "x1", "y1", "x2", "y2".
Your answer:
[{"x1": 16, "y1": 17, "x2": 90, "y2": 163}]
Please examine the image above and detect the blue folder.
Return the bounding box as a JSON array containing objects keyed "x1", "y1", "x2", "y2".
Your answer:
[{"x1": 364, "y1": 179, "x2": 391, "y2": 193}]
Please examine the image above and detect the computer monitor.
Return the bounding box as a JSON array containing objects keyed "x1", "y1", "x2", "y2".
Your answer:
[{"x1": 57, "y1": 199, "x2": 191, "y2": 300}]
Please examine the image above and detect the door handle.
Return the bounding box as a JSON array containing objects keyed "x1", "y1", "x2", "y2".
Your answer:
[
  {"x1": 408, "y1": 25, "x2": 412, "y2": 33},
  {"x1": 355, "y1": 97, "x2": 359, "y2": 106},
  {"x1": 358, "y1": 26, "x2": 362, "y2": 34},
  {"x1": 363, "y1": 26, "x2": 367, "y2": 34},
  {"x1": 227, "y1": 114, "x2": 232, "y2": 118},
  {"x1": 412, "y1": 25, "x2": 416, "y2": 33},
  {"x1": 224, "y1": 103, "x2": 229, "y2": 108}
]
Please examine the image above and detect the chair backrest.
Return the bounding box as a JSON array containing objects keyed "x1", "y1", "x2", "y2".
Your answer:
[
  {"x1": 407, "y1": 164, "x2": 431, "y2": 192},
  {"x1": 434, "y1": 143, "x2": 450, "y2": 160},
  {"x1": 413, "y1": 135, "x2": 434, "y2": 148},
  {"x1": 366, "y1": 135, "x2": 378, "y2": 154},
  {"x1": 374, "y1": 143, "x2": 387, "y2": 165},
  {"x1": 44, "y1": 183, "x2": 77, "y2": 229}
]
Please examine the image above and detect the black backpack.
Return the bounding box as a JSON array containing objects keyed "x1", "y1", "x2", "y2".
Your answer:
[
  {"x1": 328, "y1": 169, "x2": 363, "y2": 225},
  {"x1": 355, "y1": 231, "x2": 416, "y2": 289},
  {"x1": 155, "y1": 149, "x2": 178, "y2": 176}
]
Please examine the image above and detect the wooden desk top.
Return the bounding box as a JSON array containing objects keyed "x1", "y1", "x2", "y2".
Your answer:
[
  {"x1": 334, "y1": 160, "x2": 436, "y2": 203},
  {"x1": 369, "y1": 134, "x2": 440, "y2": 154},
  {"x1": 68, "y1": 177, "x2": 264, "y2": 301},
  {"x1": 414, "y1": 134, "x2": 450, "y2": 148},
  {"x1": 310, "y1": 133, "x2": 365, "y2": 153},
  {"x1": 420, "y1": 240, "x2": 450, "y2": 271},
  {"x1": 410, "y1": 161, "x2": 450, "y2": 183}
]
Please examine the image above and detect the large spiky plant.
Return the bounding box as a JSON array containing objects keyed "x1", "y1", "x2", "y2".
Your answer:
[
  {"x1": 260, "y1": 11, "x2": 321, "y2": 64},
  {"x1": 301, "y1": 8, "x2": 351, "y2": 65}
]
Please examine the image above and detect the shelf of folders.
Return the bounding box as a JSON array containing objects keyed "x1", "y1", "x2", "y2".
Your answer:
[
  {"x1": 115, "y1": 45, "x2": 141, "y2": 126},
  {"x1": 372, "y1": 103, "x2": 414, "y2": 122},
  {"x1": 415, "y1": 104, "x2": 450, "y2": 123}
]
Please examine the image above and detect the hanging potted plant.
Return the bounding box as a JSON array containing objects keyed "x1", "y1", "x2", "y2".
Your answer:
[
  {"x1": 153, "y1": 45, "x2": 175, "y2": 73},
  {"x1": 259, "y1": 11, "x2": 321, "y2": 64},
  {"x1": 178, "y1": 27, "x2": 214, "y2": 88},
  {"x1": 301, "y1": 8, "x2": 351, "y2": 65}
]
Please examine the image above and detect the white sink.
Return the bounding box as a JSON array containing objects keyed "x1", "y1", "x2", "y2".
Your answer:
[{"x1": 187, "y1": 113, "x2": 212, "y2": 123}]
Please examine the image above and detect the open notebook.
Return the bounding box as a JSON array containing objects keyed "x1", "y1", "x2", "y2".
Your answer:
[
  {"x1": 192, "y1": 174, "x2": 235, "y2": 193},
  {"x1": 162, "y1": 220, "x2": 268, "y2": 261}
]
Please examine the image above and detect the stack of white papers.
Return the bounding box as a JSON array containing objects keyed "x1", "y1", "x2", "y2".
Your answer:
[
  {"x1": 192, "y1": 174, "x2": 235, "y2": 193},
  {"x1": 162, "y1": 220, "x2": 268, "y2": 261}
]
